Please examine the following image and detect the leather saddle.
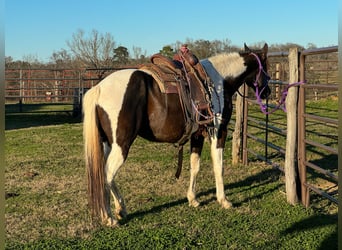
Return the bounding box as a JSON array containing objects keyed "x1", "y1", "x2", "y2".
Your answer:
[{"x1": 139, "y1": 47, "x2": 213, "y2": 147}]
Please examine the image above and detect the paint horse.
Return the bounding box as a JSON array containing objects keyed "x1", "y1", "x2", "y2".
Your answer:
[{"x1": 83, "y1": 43, "x2": 271, "y2": 226}]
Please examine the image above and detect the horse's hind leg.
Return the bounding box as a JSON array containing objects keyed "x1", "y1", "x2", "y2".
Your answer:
[
  {"x1": 109, "y1": 181, "x2": 127, "y2": 220},
  {"x1": 187, "y1": 135, "x2": 204, "y2": 207},
  {"x1": 104, "y1": 143, "x2": 127, "y2": 224},
  {"x1": 102, "y1": 142, "x2": 116, "y2": 226}
]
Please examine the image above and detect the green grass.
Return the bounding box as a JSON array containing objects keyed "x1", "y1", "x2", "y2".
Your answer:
[
  {"x1": 5, "y1": 112, "x2": 337, "y2": 249},
  {"x1": 244, "y1": 97, "x2": 338, "y2": 208},
  {"x1": 246, "y1": 97, "x2": 338, "y2": 171}
]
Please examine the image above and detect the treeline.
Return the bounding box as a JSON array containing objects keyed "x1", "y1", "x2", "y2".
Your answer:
[{"x1": 5, "y1": 29, "x2": 314, "y2": 70}]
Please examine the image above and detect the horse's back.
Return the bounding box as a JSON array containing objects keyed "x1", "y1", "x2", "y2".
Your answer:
[{"x1": 97, "y1": 69, "x2": 138, "y2": 109}]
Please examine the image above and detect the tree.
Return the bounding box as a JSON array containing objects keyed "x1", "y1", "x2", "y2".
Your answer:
[
  {"x1": 132, "y1": 46, "x2": 148, "y2": 64},
  {"x1": 268, "y1": 43, "x2": 305, "y2": 52},
  {"x1": 5, "y1": 56, "x2": 13, "y2": 68},
  {"x1": 5, "y1": 57, "x2": 31, "y2": 69},
  {"x1": 159, "y1": 45, "x2": 174, "y2": 58},
  {"x1": 190, "y1": 39, "x2": 212, "y2": 59},
  {"x1": 211, "y1": 39, "x2": 234, "y2": 53},
  {"x1": 66, "y1": 29, "x2": 116, "y2": 69},
  {"x1": 113, "y1": 46, "x2": 129, "y2": 65},
  {"x1": 172, "y1": 38, "x2": 234, "y2": 59},
  {"x1": 306, "y1": 43, "x2": 317, "y2": 49},
  {"x1": 50, "y1": 49, "x2": 73, "y2": 68},
  {"x1": 22, "y1": 54, "x2": 42, "y2": 68}
]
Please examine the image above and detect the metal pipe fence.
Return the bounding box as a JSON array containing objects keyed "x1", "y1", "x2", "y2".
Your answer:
[
  {"x1": 240, "y1": 46, "x2": 338, "y2": 207},
  {"x1": 298, "y1": 46, "x2": 338, "y2": 206},
  {"x1": 5, "y1": 68, "x2": 117, "y2": 115}
]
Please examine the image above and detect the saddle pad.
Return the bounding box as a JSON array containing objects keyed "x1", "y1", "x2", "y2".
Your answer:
[
  {"x1": 200, "y1": 59, "x2": 224, "y2": 116},
  {"x1": 139, "y1": 68, "x2": 178, "y2": 94}
]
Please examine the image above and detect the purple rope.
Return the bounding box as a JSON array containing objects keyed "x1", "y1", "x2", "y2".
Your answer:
[{"x1": 250, "y1": 53, "x2": 305, "y2": 115}]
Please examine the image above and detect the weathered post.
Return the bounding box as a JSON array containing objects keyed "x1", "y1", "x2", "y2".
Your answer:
[
  {"x1": 242, "y1": 86, "x2": 249, "y2": 165},
  {"x1": 284, "y1": 48, "x2": 299, "y2": 204},
  {"x1": 232, "y1": 85, "x2": 244, "y2": 165}
]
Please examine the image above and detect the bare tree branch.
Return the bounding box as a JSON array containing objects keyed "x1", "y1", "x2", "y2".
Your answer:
[{"x1": 66, "y1": 29, "x2": 116, "y2": 69}]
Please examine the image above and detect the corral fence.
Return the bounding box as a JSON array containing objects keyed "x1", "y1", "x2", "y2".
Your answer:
[
  {"x1": 5, "y1": 68, "x2": 117, "y2": 116},
  {"x1": 232, "y1": 46, "x2": 338, "y2": 207}
]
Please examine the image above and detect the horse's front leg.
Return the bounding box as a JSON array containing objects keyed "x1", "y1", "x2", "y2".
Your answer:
[
  {"x1": 187, "y1": 134, "x2": 204, "y2": 207},
  {"x1": 210, "y1": 130, "x2": 233, "y2": 209}
]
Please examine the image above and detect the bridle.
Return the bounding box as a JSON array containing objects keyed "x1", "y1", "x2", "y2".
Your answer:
[{"x1": 243, "y1": 52, "x2": 305, "y2": 115}]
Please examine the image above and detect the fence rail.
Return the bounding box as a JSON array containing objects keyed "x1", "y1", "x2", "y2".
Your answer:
[
  {"x1": 5, "y1": 68, "x2": 118, "y2": 115},
  {"x1": 236, "y1": 46, "x2": 338, "y2": 207}
]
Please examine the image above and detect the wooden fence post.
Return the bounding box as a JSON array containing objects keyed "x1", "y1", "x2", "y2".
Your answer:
[
  {"x1": 284, "y1": 48, "x2": 299, "y2": 205},
  {"x1": 19, "y1": 69, "x2": 23, "y2": 112},
  {"x1": 242, "y1": 86, "x2": 249, "y2": 165},
  {"x1": 232, "y1": 84, "x2": 244, "y2": 165}
]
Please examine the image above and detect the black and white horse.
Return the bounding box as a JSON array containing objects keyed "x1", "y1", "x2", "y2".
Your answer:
[{"x1": 83, "y1": 43, "x2": 271, "y2": 226}]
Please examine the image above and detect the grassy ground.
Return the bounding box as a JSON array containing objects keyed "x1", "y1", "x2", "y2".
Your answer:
[
  {"x1": 5, "y1": 109, "x2": 337, "y2": 249},
  {"x1": 245, "y1": 97, "x2": 338, "y2": 202}
]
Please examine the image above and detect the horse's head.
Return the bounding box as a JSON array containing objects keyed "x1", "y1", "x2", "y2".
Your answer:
[{"x1": 242, "y1": 43, "x2": 271, "y2": 99}]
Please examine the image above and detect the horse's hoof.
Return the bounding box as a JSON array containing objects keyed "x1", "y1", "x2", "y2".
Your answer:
[
  {"x1": 104, "y1": 217, "x2": 119, "y2": 227},
  {"x1": 189, "y1": 199, "x2": 200, "y2": 208},
  {"x1": 115, "y1": 209, "x2": 127, "y2": 220},
  {"x1": 220, "y1": 199, "x2": 233, "y2": 209}
]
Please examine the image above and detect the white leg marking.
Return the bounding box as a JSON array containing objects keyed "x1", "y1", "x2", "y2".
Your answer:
[
  {"x1": 187, "y1": 152, "x2": 201, "y2": 207},
  {"x1": 105, "y1": 144, "x2": 124, "y2": 184},
  {"x1": 110, "y1": 182, "x2": 127, "y2": 220},
  {"x1": 210, "y1": 135, "x2": 233, "y2": 209},
  {"x1": 105, "y1": 143, "x2": 126, "y2": 221}
]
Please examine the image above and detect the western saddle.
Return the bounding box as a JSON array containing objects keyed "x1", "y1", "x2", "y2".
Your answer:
[
  {"x1": 139, "y1": 45, "x2": 214, "y2": 178},
  {"x1": 139, "y1": 45, "x2": 214, "y2": 147}
]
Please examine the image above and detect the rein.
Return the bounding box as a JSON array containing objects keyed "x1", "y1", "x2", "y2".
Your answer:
[{"x1": 250, "y1": 52, "x2": 305, "y2": 115}]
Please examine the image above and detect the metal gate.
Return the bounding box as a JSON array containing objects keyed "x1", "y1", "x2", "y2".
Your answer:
[
  {"x1": 298, "y1": 46, "x2": 338, "y2": 207},
  {"x1": 239, "y1": 46, "x2": 338, "y2": 207}
]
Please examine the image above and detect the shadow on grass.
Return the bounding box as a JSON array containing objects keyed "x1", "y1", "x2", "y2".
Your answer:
[
  {"x1": 5, "y1": 103, "x2": 82, "y2": 130},
  {"x1": 5, "y1": 113, "x2": 81, "y2": 130},
  {"x1": 125, "y1": 168, "x2": 282, "y2": 223},
  {"x1": 197, "y1": 168, "x2": 283, "y2": 207},
  {"x1": 124, "y1": 197, "x2": 189, "y2": 224},
  {"x1": 281, "y1": 213, "x2": 338, "y2": 250}
]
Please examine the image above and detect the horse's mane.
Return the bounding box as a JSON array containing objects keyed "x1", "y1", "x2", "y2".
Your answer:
[{"x1": 208, "y1": 52, "x2": 247, "y2": 78}]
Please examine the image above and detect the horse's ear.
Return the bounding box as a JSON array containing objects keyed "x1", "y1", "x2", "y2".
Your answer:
[
  {"x1": 244, "y1": 43, "x2": 251, "y2": 52},
  {"x1": 261, "y1": 43, "x2": 268, "y2": 60}
]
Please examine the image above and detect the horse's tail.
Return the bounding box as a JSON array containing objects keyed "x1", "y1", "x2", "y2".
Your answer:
[{"x1": 83, "y1": 85, "x2": 106, "y2": 219}]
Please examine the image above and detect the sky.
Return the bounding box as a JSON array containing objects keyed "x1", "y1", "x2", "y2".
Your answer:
[{"x1": 5, "y1": 0, "x2": 338, "y2": 62}]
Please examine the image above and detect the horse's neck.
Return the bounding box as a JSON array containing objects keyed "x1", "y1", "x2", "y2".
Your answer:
[
  {"x1": 225, "y1": 78, "x2": 244, "y2": 96},
  {"x1": 207, "y1": 52, "x2": 247, "y2": 96},
  {"x1": 208, "y1": 53, "x2": 247, "y2": 79}
]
